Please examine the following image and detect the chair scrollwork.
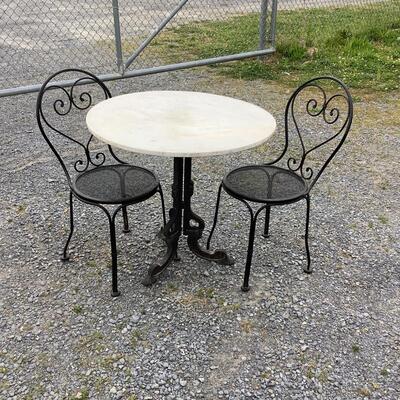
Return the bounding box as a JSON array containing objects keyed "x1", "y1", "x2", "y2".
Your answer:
[
  {"x1": 269, "y1": 76, "x2": 353, "y2": 188},
  {"x1": 36, "y1": 69, "x2": 121, "y2": 180}
]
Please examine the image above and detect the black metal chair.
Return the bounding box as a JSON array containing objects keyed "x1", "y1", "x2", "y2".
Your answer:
[
  {"x1": 207, "y1": 76, "x2": 353, "y2": 291},
  {"x1": 36, "y1": 68, "x2": 166, "y2": 297}
]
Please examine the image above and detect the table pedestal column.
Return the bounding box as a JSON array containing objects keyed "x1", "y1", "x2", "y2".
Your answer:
[{"x1": 143, "y1": 157, "x2": 233, "y2": 286}]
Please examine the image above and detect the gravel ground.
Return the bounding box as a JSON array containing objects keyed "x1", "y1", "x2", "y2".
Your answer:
[{"x1": 0, "y1": 69, "x2": 399, "y2": 399}]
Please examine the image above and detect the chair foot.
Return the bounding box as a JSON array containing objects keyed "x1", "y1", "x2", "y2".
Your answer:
[
  {"x1": 61, "y1": 254, "x2": 70, "y2": 262},
  {"x1": 262, "y1": 233, "x2": 270, "y2": 238},
  {"x1": 241, "y1": 216, "x2": 257, "y2": 294},
  {"x1": 122, "y1": 228, "x2": 131, "y2": 233},
  {"x1": 111, "y1": 290, "x2": 121, "y2": 297},
  {"x1": 303, "y1": 196, "x2": 312, "y2": 275}
]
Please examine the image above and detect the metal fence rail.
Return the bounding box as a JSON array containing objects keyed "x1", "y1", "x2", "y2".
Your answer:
[
  {"x1": 0, "y1": 0, "x2": 398, "y2": 97},
  {"x1": 0, "y1": 0, "x2": 275, "y2": 96}
]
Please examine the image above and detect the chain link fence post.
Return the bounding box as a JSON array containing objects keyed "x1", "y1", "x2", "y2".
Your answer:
[
  {"x1": 259, "y1": 0, "x2": 270, "y2": 51},
  {"x1": 269, "y1": 0, "x2": 278, "y2": 46},
  {"x1": 112, "y1": 0, "x2": 124, "y2": 74}
]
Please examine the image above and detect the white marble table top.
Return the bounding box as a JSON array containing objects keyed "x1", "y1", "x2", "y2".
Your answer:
[{"x1": 86, "y1": 90, "x2": 276, "y2": 157}]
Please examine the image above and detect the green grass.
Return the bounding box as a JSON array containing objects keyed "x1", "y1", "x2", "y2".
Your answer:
[
  {"x1": 352, "y1": 344, "x2": 361, "y2": 353},
  {"x1": 72, "y1": 305, "x2": 83, "y2": 314},
  {"x1": 196, "y1": 287, "x2": 215, "y2": 299},
  {"x1": 378, "y1": 214, "x2": 389, "y2": 224},
  {"x1": 130, "y1": 329, "x2": 144, "y2": 349},
  {"x1": 69, "y1": 388, "x2": 89, "y2": 400},
  {"x1": 380, "y1": 368, "x2": 389, "y2": 377},
  {"x1": 153, "y1": 1, "x2": 400, "y2": 91}
]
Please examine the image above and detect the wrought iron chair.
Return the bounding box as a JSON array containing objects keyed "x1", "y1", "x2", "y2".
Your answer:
[
  {"x1": 36, "y1": 69, "x2": 166, "y2": 297},
  {"x1": 207, "y1": 76, "x2": 353, "y2": 291}
]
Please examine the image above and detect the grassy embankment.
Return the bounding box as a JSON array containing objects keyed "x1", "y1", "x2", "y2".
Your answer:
[{"x1": 152, "y1": 2, "x2": 400, "y2": 91}]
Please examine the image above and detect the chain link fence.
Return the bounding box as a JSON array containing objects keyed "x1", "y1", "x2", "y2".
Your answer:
[{"x1": 0, "y1": 0, "x2": 398, "y2": 96}]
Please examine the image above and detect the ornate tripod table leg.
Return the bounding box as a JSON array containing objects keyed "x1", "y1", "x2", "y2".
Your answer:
[
  {"x1": 142, "y1": 158, "x2": 183, "y2": 286},
  {"x1": 143, "y1": 157, "x2": 233, "y2": 286},
  {"x1": 183, "y1": 158, "x2": 233, "y2": 265}
]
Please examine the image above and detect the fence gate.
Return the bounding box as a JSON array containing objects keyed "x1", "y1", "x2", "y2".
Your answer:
[{"x1": 0, "y1": 0, "x2": 277, "y2": 97}]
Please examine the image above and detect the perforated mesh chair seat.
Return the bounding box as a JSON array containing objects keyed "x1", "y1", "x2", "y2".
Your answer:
[
  {"x1": 223, "y1": 165, "x2": 308, "y2": 204},
  {"x1": 73, "y1": 164, "x2": 160, "y2": 204}
]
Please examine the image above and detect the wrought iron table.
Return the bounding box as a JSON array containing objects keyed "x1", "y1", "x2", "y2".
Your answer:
[{"x1": 86, "y1": 90, "x2": 276, "y2": 285}]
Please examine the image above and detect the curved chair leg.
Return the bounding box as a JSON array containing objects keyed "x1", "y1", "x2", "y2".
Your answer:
[
  {"x1": 242, "y1": 217, "x2": 258, "y2": 292},
  {"x1": 61, "y1": 191, "x2": 74, "y2": 261},
  {"x1": 262, "y1": 205, "x2": 271, "y2": 238},
  {"x1": 122, "y1": 206, "x2": 130, "y2": 233},
  {"x1": 304, "y1": 195, "x2": 312, "y2": 273},
  {"x1": 206, "y1": 183, "x2": 223, "y2": 250},
  {"x1": 109, "y1": 211, "x2": 121, "y2": 297},
  {"x1": 158, "y1": 185, "x2": 167, "y2": 227}
]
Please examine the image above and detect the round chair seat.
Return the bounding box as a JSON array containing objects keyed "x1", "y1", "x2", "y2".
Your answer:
[
  {"x1": 223, "y1": 165, "x2": 308, "y2": 204},
  {"x1": 73, "y1": 164, "x2": 159, "y2": 204}
]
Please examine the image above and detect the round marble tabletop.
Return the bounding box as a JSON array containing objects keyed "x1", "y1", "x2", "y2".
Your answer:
[{"x1": 86, "y1": 90, "x2": 276, "y2": 157}]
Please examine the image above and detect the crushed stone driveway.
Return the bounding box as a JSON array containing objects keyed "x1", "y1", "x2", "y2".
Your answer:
[{"x1": 0, "y1": 69, "x2": 399, "y2": 399}]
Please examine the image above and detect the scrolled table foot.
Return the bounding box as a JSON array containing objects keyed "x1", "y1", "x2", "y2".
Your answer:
[
  {"x1": 142, "y1": 272, "x2": 157, "y2": 287},
  {"x1": 187, "y1": 228, "x2": 234, "y2": 266},
  {"x1": 144, "y1": 230, "x2": 179, "y2": 286},
  {"x1": 214, "y1": 251, "x2": 235, "y2": 266}
]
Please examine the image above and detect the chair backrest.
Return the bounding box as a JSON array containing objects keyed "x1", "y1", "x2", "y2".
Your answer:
[
  {"x1": 36, "y1": 68, "x2": 124, "y2": 186},
  {"x1": 269, "y1": 76, "x2": 353, "y2": 190}
]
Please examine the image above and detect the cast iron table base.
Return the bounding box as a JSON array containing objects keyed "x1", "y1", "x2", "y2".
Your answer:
[{"x1": 143, "y1": 157, "x2": 233, "y2": 286}]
